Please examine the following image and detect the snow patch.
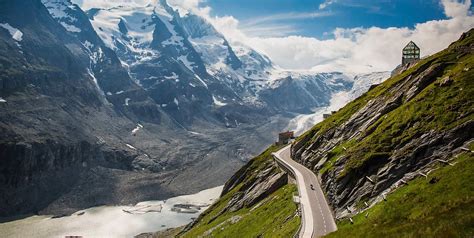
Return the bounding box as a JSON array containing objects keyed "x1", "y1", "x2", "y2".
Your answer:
[
  {"x1": 188, "y1": 131, "x2": 203, "y2": 135},
  {"x1": 83, "y1": 40, "x2": 94, "y2": 49},
  {"x1": 126, "y1": 144, "x2": 136, "y2": 150},
  {"x1": 164, "y1": 72, "x2": 179, "y2": 80},
  {"x1": 178, "y1": 54, "x2": 195, "y2": 72},
  {"x1": 131, "y1": 123, "x2": 143, "y2": 135},
  {"x1": 90, "y1": 46, "x2": 104, "y2": 64},
  {"x1": 0, "y1": 97, "x2": 6, "y2": 103},
  {"x1": 60, "y1": 22, "x2": 81, "y2": 32},
  {"x1": 212, "y1": 95, "x2": 227, "y2": 106},
  {"x1": 0, "y1": 23, "x2": 23, "y2": 41},
  {"x1": 86, "y1": 3, "x2": 159, "y2": 62},
  {"x1": 173, "y1": 98, "x2": 179, "y2": 106},
  {"x1": 157, "y1": 13, "x2": 184, "y2": 46},
  {"x1": 194, "y1": 74, "x2": 208, "y2": 89},
  {"x1": 87, "y1": 68, "x2": 106, "y2": 96},
  {"x1": 41, "y1": 0, "x2": 82, "y2": 33},
  {"x1": 125, "y1": 98, "x2": 131, "y2": 106}
]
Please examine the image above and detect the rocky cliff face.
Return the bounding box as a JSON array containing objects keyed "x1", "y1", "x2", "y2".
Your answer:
[
  {"x1": 0, "y1": 0, "x2": 247, "y2": 217},
  {"x1": 173, "y1": 29, "x2": 473, "y2": 238},
  {"x1": 175, "y1": 146, "x2": 299, "y2": 238},
  {"x1": 80, "y1": 0, "x2": 354, "y2": 118},
  {"x1": 291, "y1": 29, "x2": 474, "y2": 218},
  {"x1": 0, "y1": 0, "x2": 396, "y2": 218},
  {"x1": 0, "y1": 0, "x2": 354, "y2": 217}
]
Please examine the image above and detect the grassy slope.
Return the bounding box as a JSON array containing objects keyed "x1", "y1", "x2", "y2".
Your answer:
[
  {"x1": 180, "y1": 31, "x2": 473, "y2": 237},
  {"x1": 180, "y1": 146, "x2": 300, "y2": 238},
  {"x1": 298, "y1": 31, "x2": 474, "y2": 178},
  {"x1": 326, "y1": 143, "x2": 474, "y2": 238},
  {"x1": 294, "y1": 30, "x2": 474, "y2": 237}
]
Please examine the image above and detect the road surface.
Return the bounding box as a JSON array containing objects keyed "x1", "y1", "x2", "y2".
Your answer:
[{"x1": 273, "y1": 145, "x2": 337, "y2": 238}]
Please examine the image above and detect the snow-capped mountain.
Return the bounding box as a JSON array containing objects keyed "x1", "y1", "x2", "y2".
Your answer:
[
  {"x1": 0, "y1": 0, "x2": 389, "y2": 217},
  {"x1": 67, "y1": 0, "x2": 353, "y2": 118},
  {"x1": 41, "y1": 0, "x2": 165, "y2": 123}
]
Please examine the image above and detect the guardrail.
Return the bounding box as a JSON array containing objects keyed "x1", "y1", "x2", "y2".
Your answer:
[
  {"x1": 272, "y1": 145, "x2": 314, "y2": 238},
  {"x1": 272, "y1": 154, "x2": 303, "y2": 238}
]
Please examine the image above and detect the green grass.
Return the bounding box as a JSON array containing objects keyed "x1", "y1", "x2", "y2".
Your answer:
[
  {"x1": 291, "y1": 30, "x2": 474, "y2": 237},
  {"x1": 296, "y1": 30, "x2": 474, "y2": 179},
  {"x1": 340, "y1": 50, "x2": 473, "y2": 177},
  {"x1": 180, "y1": 30, "x2": 474, "y2": 238},
  {"x1": 319, "y1": 140, "x2": 356, "y2": 175},
  {"x1": 325, "y1": 150, "x2": 474, "y2": 238},
  {"x1": 295, "y1": 52, "x2": 438, "y2": 147},
  {"x1": 180, "y1": 145, "x2": 301, "y2": 238},
  {"x1": 181, "y1": 184, "x2": 300, "y2": 238}
]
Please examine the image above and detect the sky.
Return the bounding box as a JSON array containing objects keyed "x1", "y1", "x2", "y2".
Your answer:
[
  {"x1": 75, "y1": 0, "x2": 474, "y2": 75},
  {"x1": 206, "y1": 0, "x2": 449, "y2": 38}
]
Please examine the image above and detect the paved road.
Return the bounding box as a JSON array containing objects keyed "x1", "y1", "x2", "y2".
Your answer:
[{"x1": 273, "y1": 145, "x2": 337, "y2": 238}]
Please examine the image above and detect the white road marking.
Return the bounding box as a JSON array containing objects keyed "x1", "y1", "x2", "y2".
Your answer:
[{"x1": 273, "y1": 145, "x2": 337, "y2": 237}]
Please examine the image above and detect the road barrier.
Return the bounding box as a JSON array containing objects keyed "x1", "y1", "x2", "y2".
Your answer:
[{"x1": 272, "y1": 146, "x2": 315, "y2": 238}]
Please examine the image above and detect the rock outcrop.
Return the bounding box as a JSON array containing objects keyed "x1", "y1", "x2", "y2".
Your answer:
[
  {"x1": 292, "y1": 29, "x2": 474, "y2": 218},
  {"x1": 178, "y1": 147, "x2": 291, "y2": 235}
]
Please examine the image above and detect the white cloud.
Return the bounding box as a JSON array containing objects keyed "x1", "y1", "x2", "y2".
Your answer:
[
  {"x1": 167, "y1": 0, "x2": 210, "y2": 16},
  {"x1": 241, "y1": 24, "x2": 300, "y2": 37},
  {"x1": 75, "y1": 0, "x2": 474, "y2": 75},
  {"x1": 238, "y1": 11, "x2": 333, "y2": 37},
  {"x1": 187, "y1": 0, "x2": 473, "y2": 75},
  {"x1": 241, "y1": 11, "x2": 333, "y2": 26},
  {"x1": 319, "y1": 0, "x2": 338, "y2": 10},
  {"x1": 442, "y1": 0, "x2": 473, "y2": 18}
]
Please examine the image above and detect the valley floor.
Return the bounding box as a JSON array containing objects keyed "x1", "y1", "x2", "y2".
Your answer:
[{"x1": 0, "y1": 186, "x2": 223, "y2": 238}]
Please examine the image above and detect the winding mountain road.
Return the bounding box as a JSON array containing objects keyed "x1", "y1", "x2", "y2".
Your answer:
[{"x1": 272, "y1": 145, "x2": 337, "y2": 238}]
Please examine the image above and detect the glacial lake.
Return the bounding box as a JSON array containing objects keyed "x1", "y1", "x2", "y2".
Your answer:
[{"x1": 0, "y1": 186, "x2": 223, "y2": 238}]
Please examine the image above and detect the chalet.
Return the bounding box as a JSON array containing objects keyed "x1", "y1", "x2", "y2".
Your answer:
[
  {"x1": 402, "y1": 41, "x2": 420, "y2": 65},
  {"x1": 277, "y1": 131, "x2": 295, "y2": 145},
  {"x1": 323, "y1": 111, "x2": 337, "y2": 119}
]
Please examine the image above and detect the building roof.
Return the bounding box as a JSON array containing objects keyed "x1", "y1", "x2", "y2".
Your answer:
[
  {"x1": 403, "y1": 41, "x2": 420, "y2": 50},
  {"x1": 279, "y1": 131, "x2": 294, "y2": 137}
]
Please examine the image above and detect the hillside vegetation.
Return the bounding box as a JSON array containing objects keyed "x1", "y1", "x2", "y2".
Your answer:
[
  {"x1": 326, "y1": 144, "x2": 473, "y2": 237},
  {"x1": 172, "y1": 29, "x2": 473, "y2": 238},
  {"x1": 296, "y1": 29, "x2": 473, "y2": 178},
  {"x1": 176, "y1": 146, "x2": 300, "y2": 237},
  {"x1": 292, "y1": 29, "x2": 473, "y2": 222}
]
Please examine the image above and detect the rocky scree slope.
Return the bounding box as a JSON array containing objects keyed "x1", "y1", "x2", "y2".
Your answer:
[
  {"x1": 0, "y1": 0, "x2": 181, "y2": 217},
  {"x1": 292, "y1": 29, "x2": 474, "y2": 219},
  {"x1": 0, "y1": 0, "x2": 262, "y2": 217},
  {"x1": 0, "y1": 0, "x2": 370, "y2": 218}
]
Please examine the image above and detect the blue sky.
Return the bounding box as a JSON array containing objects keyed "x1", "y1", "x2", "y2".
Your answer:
[
  {"x1": 186, "y1": 0, "x2": 473, "y2": 73},
  {"x1": 76, "y1": 0, "x2": 473, "y2": 73},
  {"x1": 205, "y1": 0, "x2": 459, "y2": 38}
]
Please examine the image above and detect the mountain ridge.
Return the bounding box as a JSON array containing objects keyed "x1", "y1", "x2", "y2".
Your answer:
[
  {"x1": 0, "y1": 0, "x2": 390, "y2": 217},
  {"x1": 173, "y1": 28, "x2": 474, "y2": 238}
]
